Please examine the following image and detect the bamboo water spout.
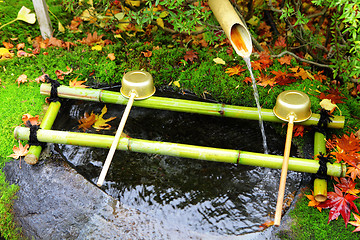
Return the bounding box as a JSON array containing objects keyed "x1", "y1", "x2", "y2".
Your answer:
[{"x1": 208, "y1": 0, "x2": 252, "y2": 58}]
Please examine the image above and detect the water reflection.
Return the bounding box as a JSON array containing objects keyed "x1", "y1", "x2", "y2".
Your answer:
[{"x1": 53, "y1": 89, "x2": 303, "y2": 236}]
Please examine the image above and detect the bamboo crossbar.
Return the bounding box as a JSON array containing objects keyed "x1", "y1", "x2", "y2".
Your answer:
[
  {"x1": 15, "y1": 126, "x2": 346, "y2": 177},
  {"x1": 40, "y1": 84, "x2": 345, "y2": 129}
]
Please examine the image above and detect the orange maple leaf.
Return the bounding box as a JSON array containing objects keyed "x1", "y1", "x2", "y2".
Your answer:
[
  {"x1": 80, "y1": 32, "x2": 104, "y2": 46},
  {"x1": 274, "y1": 36, "x2": 286, "y2": 48},
  {"x1": 289, "y1": 66, "x2": 313, "y2": 80},
  {"x1": 347, "y1": 164, "x2": 360, "y2": 181},
  {"x1": 305, "y1": 190, "x2": 322, "y2": 212},
  {"x1": 349, "y1": 213, "x2": 360, "y2": 232},
  {"x1": 277, "y1": 55, "x2": 293, "y2": 65},
  {"x1": 7, "y1": 140, "x2": 29, "y2": 159},
  {"x1": 22, "y1": 113, "x2": 40, "y2": 126},
  {"x1": 55, "y1": 66, "x2": 73, "y2": 80},
  {"x1": 258, "y1": 52, "x2": 273, "y2": 69},
  {"x1": 225, "y1": 65, "x2": 246, "y2": 76},
  {"x1": 141, "y1": 50, "x2": 152, "y2": 57},
  {"x1": 257, "y1": 72, "x2": 276, "y2": 88},
  {"x1": 251, "y1": 60, "x2": 262, "y2": 71},
  {"x1": 69, "y1": 77, "x2": 87, "y2": 88},
  {"x1": 16, "y1": 74, "x2": 28, "y2": 87},
  {"x1": 314, "y1": 70, "x2": 327, "y2": 82},
  {"x1": 78, "y1": 112, "x2": 97, "y2": 131},
  {"x1": 2, "y1": 41, "x2": 14, "y2": 49}
]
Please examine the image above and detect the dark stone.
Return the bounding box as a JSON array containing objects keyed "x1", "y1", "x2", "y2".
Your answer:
[{"x1": 5, "y1": 154, "x2": 229, "y2": 240}]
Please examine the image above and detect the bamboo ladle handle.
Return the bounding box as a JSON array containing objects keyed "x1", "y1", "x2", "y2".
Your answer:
[
  {"x1": 97, "y1": 91, "x2": 136, "y2": 187},
  {"x1": 274, "y1": 114, "x2": 295, "y2": 226}
]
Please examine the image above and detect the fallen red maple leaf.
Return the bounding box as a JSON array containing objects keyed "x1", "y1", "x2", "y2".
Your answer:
[
  {"x1": 334, "y1": 177, "x2": 360, "y2": 196},
  {"x1": 293, "y1": 125, "x2": 305, "y2": 137},
  {"x1": 318, "y1": 185, "x2": 359, "y2": 227},
  {"x1": 184, "y1": 50, "x2": 198, "y2": 62},
  {"x1": 318, "y1": 87, "x2": 346, "y2": 104}
]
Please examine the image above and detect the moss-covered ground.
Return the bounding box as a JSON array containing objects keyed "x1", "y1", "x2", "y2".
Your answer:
[{"x1": 1, "y1": 0, "x2": 360, "y2": 239}]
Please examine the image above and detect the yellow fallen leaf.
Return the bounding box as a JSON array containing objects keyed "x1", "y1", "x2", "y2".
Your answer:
[
  {"x1": 114, "y1": 12, "x2": 125, "y2": 21},
  {"x1": 91, "y1": 45, "x2": 102, "y2": 51},
  {"x1": 156, "y1": 18, "x2": 164, "y2": 29},
  {"x1": 0, "y1": 47, "x2": 10, "y2": 57},
  {"x1": 173, "y1": 80, "x2": 180, "y2": 88},
  {"x1": 320, "y1": 99, "x2": 342, "y2": 115},
  {"x1": 17, "y1": 6, "x2": 36, "y2": 24},
  {"x1": 58, "y1": 21, "x2": 65, "y2": 33},
  {"x1": 213, "y1": 57, "x2": 226, "y2": 65},
  {"x1": 80, "y1": 8, "x2": 97, "y2": 23},
  {"x1": 93, "y1": 105, "x2": 116, "y2": 130}
]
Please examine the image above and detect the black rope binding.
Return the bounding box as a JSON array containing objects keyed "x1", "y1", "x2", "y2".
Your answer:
[
  {"x1": 314, "y1": 109, "x2": 334, "y2": 135},
  {"x1": 45, "y1": 75, "x2": 61, "y2": 103},
  {"x1": 314, "y1": 152, "x2": 331, "y2": 180},
  {"x1": 26, "y1": 121, "x2": 46, "y2": 148}
]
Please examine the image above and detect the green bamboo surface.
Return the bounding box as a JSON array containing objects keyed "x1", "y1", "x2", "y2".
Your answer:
[
  {"x1": 15, "y1": 126, "x2": 345, "y2": 177},
  {"x1": 40, "y1": 84, "x2": 345, "y2": 128},
  {"x1": 24, "y1": 101, "x2": 61, "y2": 164},
  {"x1": 313, "y1": 131, "x2": 328, "y2": 202}
]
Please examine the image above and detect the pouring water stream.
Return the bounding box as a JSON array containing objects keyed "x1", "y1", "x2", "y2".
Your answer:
[{"x1": 243, "y1": 57, "x2": 269, "y2": 154}]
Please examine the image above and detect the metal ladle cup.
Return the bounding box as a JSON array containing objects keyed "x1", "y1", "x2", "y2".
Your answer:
[
  {"x1": 273, "y1": 90, "x2": 312, "y2": 226},
  {"x1": 97, "y1": 70, "x2": 155, "y2": 187}
]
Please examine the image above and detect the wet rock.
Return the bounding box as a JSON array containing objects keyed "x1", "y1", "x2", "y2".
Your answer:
[{"x1": 4, "y1": 153, "x2": 250, "y2": 240}]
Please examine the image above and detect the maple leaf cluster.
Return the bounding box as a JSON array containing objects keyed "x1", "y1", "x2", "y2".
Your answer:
[
  {"x1": 78, "y1": 105, "x2": 116, "y2": 131},
  {"x1": 306, "y1": 177, "x2": 360, "y2": 229},
  {"x1": 225, "y1": 51, "x2": 325, "y2": 89},
  {"x1": 327, "y1": 133, "x2": 360, "y2": 176},
  {"x1": 306, "y1": 132, "x2": 360, "y2": 230}
]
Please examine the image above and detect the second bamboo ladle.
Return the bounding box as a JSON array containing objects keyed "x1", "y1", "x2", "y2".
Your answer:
[
  {"x1": 97, "y1": 70, "x2": 155, "y2": 187},
  {"x1": 273, "y1": 90, "x2": 312, "y2": 226}
]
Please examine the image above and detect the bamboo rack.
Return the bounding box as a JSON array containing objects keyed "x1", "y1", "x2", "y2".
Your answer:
[
  {"x1": 40, "y1": 84, "x2": 345, "y2": 129},
  {"x1": 15, "y1": 126, "x2": 346, "y2": 177}
]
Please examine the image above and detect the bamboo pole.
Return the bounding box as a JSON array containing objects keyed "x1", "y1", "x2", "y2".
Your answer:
[
  {"x1": 14, "y1": 127, "x2": 346, "y2": 177},
  {"x1": 274, "y1": 115, "x2": 295, "y2": 227},
  {"x1": 40, "y1": 84, "x2": 345, "y2": 129},
  {"x1": 24, "y1": 101, "x2": 61, "y2": 164},
  {"x1": 313, "y1": 131, "x2": 328, "y2": 202},
  {"x1": 97, "y1": 92, "x2": 136, "y2": 187}
]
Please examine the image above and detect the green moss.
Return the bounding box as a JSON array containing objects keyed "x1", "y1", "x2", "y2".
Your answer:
[{"x1": 285, "y1": 190, "x2": 360, "y2": 240}]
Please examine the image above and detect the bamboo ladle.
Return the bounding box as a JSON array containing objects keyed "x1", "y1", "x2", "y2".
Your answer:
[
  {"x1": 97, "y1": 70, "x2": 155, "y2": 187},
  {"x1": 273, "y1": 90, "x2": 312, "y2": 226}
]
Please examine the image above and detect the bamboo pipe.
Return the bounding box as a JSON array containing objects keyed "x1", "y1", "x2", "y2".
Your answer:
[
  {"x1": 313, "y1": 131, "x2": 328, "y2": 202},
  {"x1": 274, "y1": 115, "x2": 295, "y2": 226},
  {"x1": 39, "y1": 84, "x2": 345, "y2": 129},
  {"x1": 14, "y1": 126, "x2": 346, "y2": 177},
  {"x1": 208, "y1": 0, "x2": 252, "y2": 58},
  {"x1": 24, "y1": 101, "x2": 61, "y2": 164},
  {"x1": 97, "y1": 92, "x2": 136, "y2": 187}
]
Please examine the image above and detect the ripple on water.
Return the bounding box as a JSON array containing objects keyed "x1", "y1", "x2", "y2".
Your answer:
[{"x1": 53, "y1": 90, "x2": 303, "y2": 236}]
